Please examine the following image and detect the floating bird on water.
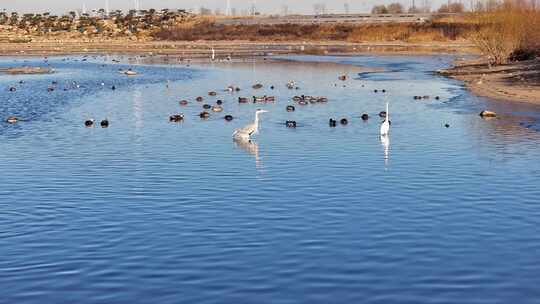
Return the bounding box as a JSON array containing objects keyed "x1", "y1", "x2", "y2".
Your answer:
[
  {"x1": 85, "y1": 119, "x2": 94, "y2": 127},
  {"x1": 6, "y1": 116, "x2": 18, "y2": 124},
  {"x1": 169, "y1": 114, "x2": 184, "y2": 122},
  {"x1": 329, "y1": 118, "x2": 337, "y2": 127},
  {"x1": 380, "y1": 103, "x2": 390, "y2": 136},
  {"x1": 286, "y1": 120, "x2": 297, "y2": 128},
  {"x1": 199, "y1": 111, "x2": 210, "y2": 119},
  {"x1": 233, "y1": 109, "x2": 268, "y2": 140},
  {"x1": 101, "y1": 119, "x2": 109, "y2": 128}
]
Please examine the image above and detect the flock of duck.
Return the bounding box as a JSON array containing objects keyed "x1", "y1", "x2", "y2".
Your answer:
[
  {"x1": 3, "y1": 59, "x2": 499, "y2": 140},
  {"x1": 2, "y1": 72, "x2": 427, "y2": 139}
]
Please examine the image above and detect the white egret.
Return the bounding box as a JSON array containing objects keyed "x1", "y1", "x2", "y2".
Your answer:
[
  {"x1": 380, "y1": 102, "x2": 390, "y2": 136},
  {"x1": 233, "y1": 109, "x2": 268, "y2": 140}
]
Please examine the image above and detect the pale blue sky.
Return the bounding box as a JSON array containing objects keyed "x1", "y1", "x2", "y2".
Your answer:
[{"x1": 0, "y1": 0, "x2": 449, "y2": 14}]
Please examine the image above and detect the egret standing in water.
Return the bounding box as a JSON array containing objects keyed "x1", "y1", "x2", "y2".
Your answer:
[
  {"x1": 380, "y1": 102, "x2": 390, "y2": 136},
  {"x1": 233, "y1": 109, "x2": 268, "y2": 140}
]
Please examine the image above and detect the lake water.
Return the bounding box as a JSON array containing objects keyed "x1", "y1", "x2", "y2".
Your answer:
[{"x1": 1, "y1": 54, "x2": 540, "y2": 303}]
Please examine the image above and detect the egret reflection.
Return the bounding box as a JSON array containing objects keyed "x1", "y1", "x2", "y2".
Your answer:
[
  {"x1": 380, "y1": 135, "x2": 390, "y2": 167},
  {"x1": 234, "y1": 138, "x2": 262, "y2": 169}
]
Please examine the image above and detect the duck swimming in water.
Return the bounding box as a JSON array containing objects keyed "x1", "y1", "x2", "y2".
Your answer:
[
  {"x1": 286, "y1": 120, "x2": 297, "y2": 128},
  {"x1": 199, "y1": 111, "x2": 210, "y2": 119},
  {"x1": 6, "y1": 116, "x2": 18, "y2": 124},
  {"x1": 85, "y1": 119, "x2": 94, "y2": 127},
  {"x1": 100, "y1": 119, "x2": 109, "y2": 128},
  {"x1": 224, "y1": 115, "x2": 234, "y2": 121},
  {"x1": 329, "y1": 118, "x2": 337, "y2": 127},
  {"x1": 286, "y1": 105, "x2": 295, "y2": 112},
  {"x1": 212, "y1": 105, "x2": 223, "y2": 112},
  {"x1": 169, "y1": 114, "x2": 184, "y2": 122}
]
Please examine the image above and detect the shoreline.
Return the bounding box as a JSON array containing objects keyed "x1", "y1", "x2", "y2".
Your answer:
[
  {"x1": 0, "y1": 40, "x2": 475, "y2": 57},
  {"x1": 438, "y1": 57, "x2": 540, "y2": 105}
]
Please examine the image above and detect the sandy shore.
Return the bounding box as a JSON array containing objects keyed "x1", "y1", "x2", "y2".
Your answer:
[{"x1": 438, "y1": 57, "x2": 540, "y2": 104}]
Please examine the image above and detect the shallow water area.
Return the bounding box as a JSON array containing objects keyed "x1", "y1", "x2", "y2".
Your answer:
[{"x1": 1, "y1": 54, "x2": 540, "y2": 303}]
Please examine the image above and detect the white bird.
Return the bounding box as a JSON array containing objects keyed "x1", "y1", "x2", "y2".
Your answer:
[
  {"x1": 380, "y1": 102, "x2": 390, "y2": 136},
  {"x1": 233, "y1": 109, "x2": 268, "y2": 140}
]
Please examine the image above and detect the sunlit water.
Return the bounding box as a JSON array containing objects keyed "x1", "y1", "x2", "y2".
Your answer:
[{"x1": 1, "y1": 54, "x2": 540, "y2": 303}]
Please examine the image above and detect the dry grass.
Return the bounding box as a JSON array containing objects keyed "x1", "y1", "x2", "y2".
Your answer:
[{"x1": 153, "y1": 19, "x2": 476, "y2": 43}]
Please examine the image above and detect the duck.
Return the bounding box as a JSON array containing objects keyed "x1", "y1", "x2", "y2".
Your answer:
[
  {"x1": 340, "y1": 118, "x2": 348, "y2": 125},
  {"x1": 329, "y1": 118, "x2": 337, "y2": 127},
  {"x1": 286, "y1": 120, "x2": 297, "y2": 128},
  {"x1": 479, "y1": 110, "x2": 497, "y2": 118},
  {"x1": 212, "y1": 105, "x2": 223, "y2": 112},
  {"x1": 216, "y1": 100, "x2": 223, "y2": 105},
  {"x1": 238, "y1": 97, "x2": 249, "y2": 103},
  {"x1": 85, "y1": 119, "x2": 94, "y2": 127},
  {"x1": 6, "y1": 116, "x2": 18, "y2": 124},
  {"x1": 179, "y1": 100, "x2": 189, "y2": 106},
  {"x1": 196, "y1": 96, "x2": 204, "y2": 102},
  {"x1": 203, "y1": 104, "x2": 212, "y2": 110},
  {"x1": 199, "y1": 111, "x2": 210, "y2": 119},
  {"x1": 169, "y1": 114, "x2": 184, "y2": 122},
  {"x1": 252, "y1": 83, "x2": 263, "y2": 89},
  {"x1": 208, "y1": 91, "x2": 217, "y2": 96},
  {"x1": 361, "y1": 113, "x2": 369, "y2": 121},
  {"x1": 9, "y1": 86, "x2": 16, "y2": 92},
  {"x1": 338, "y1": 75, "x2": 347, "y2": 81},
  {"x1": 379, "y1": 111, "x2": 387, "y2": 118},
  {"x1": 286, "y1": 105, "x2": 295, "y2": 112},
  {"x1": 100, "y1": 119, "x2": 109, "y2": 128},
  {"x1": 224, "y1": 115, "x2": 234, "y2": 121},
  {"x1": 111, "y1": 85, "x2": 116, "y2": 90}
]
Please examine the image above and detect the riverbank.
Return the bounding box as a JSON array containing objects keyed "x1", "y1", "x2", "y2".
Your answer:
[
  {"x1": 0, "y1": 40, "x2": 475, "y2": 57},
  {"x1": 438, "y1": 57, "x2": 540, "y2": 104}
]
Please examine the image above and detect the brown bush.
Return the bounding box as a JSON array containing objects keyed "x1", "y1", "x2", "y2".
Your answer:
[{"x1": 469, "y1": 2, "x2": 540, "y2": 64}]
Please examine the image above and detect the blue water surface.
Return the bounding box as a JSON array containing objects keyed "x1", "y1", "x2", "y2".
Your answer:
[{"x1": 1, "y1": 54, "x2": 540, "y2": 304}]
